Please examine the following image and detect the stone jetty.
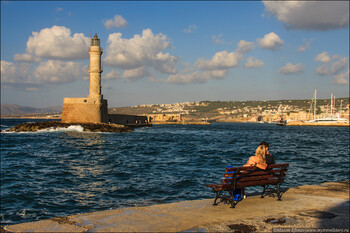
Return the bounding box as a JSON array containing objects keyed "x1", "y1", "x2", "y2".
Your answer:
[
  {"x1": 6, "y1": 121, "x2": 133, "y2": 133},
  {"x1": 3, "y1": 181, "x2": 349, "y2": 232}
]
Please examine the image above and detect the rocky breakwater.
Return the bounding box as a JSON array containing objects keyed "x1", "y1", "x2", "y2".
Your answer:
[{"x1": 6, "y1": 121, "x2": 134, "y2": 133}]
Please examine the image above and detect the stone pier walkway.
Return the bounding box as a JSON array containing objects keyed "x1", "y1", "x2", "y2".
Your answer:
[{"x1": 4, "y1": 181, "x2": 349, "y2": 232}]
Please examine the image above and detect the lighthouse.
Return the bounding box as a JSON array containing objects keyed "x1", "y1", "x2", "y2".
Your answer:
[
  {"x1": 61, "y1": 33, "x2": 108, "y2": 124},
  {"x1": 88, "y1": 33, "x2": 103, "y2": 100},
  {"x1": 61, "y1": 34, "x2": 148, "y2": 126}
]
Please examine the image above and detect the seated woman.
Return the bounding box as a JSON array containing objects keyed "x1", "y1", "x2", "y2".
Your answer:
[
  {"x1": 259, "y1": 141, "x2": 275, "y2": 165},
  {"x1": 243, "y1": 144, "x2": 268, "y2": 170},
  {"x1": 235, "y1": 144, "x2": 269, "y2": 200}
]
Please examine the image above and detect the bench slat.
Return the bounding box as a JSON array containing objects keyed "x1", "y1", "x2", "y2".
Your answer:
[
  {"x1": 225, "y1": 163, "x2": 289, "y2": 172},
  {"x1": 238, "y1": 174, "x2": 284, "y2": 182},
  {"x1": 206, "y1": 177, "x2": 284, "y2": 191},
  {"x1": 223, "y1": 174, "x2": 285, "y2": 183},
  {"x1": 236, "y1": 178, "x2": 284, "y2": 188},
  {"x1": 223, "y1": 169, "x2": 287, "y2": 178}
]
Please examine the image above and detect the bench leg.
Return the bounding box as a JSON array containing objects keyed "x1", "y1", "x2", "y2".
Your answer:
[
  {"x1": 213, "y1": 190, "x2": 222, "y2": 205},
  {"x1": 260, "y1": 185, "x2": 266, "y2": 198},
  {"x1": 276, "y1": 183, "x2": 282, "y2": 201},
  {"x1": 230, "y1": 200, "x2": 239, "y2": 208},
  {"x1": 228, "y1": 189, "x2": 241, "y2": 208}
]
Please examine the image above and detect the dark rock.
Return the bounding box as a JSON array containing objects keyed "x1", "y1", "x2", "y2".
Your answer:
[{"x1": 8, "y1": 121, "x2": 134, "y2": 133}]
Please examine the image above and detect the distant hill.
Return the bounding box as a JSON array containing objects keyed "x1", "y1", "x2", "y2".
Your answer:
[{"x1": 1, "y1": 104, "x2": 62, "y2": 115}]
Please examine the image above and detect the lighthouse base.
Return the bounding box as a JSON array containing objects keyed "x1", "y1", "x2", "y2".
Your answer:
[{"x1": 62, "y1": 97, "x2": 108, "y2": 124}]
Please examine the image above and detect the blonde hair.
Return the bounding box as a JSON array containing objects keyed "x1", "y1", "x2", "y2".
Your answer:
[{"x1": 255, "y1": 145, "x2": 267, "y2": 164}]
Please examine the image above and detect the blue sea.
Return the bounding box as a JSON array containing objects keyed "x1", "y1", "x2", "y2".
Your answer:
[{"x1": 1, "y1": 118, "x2": 349, "y2": 225}]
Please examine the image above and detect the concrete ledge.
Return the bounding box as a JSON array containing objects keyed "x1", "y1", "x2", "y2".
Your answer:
[
  {"x1": 287, "y1": 121, "x2": 350, "y2": 127},
  {"x1": 4, "y1": 181, "x2": 349, "y2": 232}
]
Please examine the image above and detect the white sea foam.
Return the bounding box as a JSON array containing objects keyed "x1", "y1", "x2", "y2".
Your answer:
[
  {"x1": 1, "y1": 125, "x2": 85, "y2": 134},
  {"x1": 38, "y1": 125, "x2": 84, "y2": 132}
]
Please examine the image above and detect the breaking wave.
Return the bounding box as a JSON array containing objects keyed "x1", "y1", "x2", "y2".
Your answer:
[
  {"x1": 1, "y1": 125, "x2": 85, "y2": 133},
  {"x1": 38, "y1": 125, "x2": 84, "y2": 132}
]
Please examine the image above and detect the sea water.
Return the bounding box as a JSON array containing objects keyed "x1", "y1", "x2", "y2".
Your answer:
[{"x1": 1, "y1": 118, "x2": 349, "y2": 225}]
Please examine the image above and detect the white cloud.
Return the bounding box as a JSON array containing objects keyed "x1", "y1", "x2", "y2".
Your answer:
[
  {"x1": 315, "y1": 55, "x2": 348, "y2": 76},
  {"x1": 236, "y1": 40, "x2": 255, "y2": 54},
  {"x1": 279, "y1": 63, "x2": 304, "y2": 75},
  {"x1": 1, "y1": 60, "x2": 32, "y2": 84},
  {"x1": 212, "y1": 34, "x2": 225, "y2": 44},
  {"x1": 19, "y1": 26, "x2": 90, "y2": 60},
  {"x1": 184, "y1": 24, "x2": 197, "y2": 34},
  {"x1": 206, "y1": 70, "x2": 228, "y2": 80},
  {"x1": 34, "y1": 60, "x2": 88, "y2": 84},
  {"x1": 194, "y1": 50, "x2": 243, "y2": 70},
  {"x1": 315, "y1": 53, "x2": 349, "y2": 84},
  {"x1": 1, "y1": 60, "x2": 16, "y2": 80},
  {"x1": 333, "y1": 70, "x2": 349, "y2": 85},
  {"x1": 166, "y1": 72, "x2": 205, "y2": 84},
  {"x1": 263, "y1": 1, "x2": 349, "y2": 31},
  {"x1": 314, "y1": 52, "x2": 331, "y2": 63},
  {"x1": 154, "y1": 52, "x2": 179, "y2": 74},
  {"x1": 105, "y1": 70, "x2": 121, "y2": 80},
  {"x1": 297, "y1": 39, "x2": 312, "y2": 52},
  {"x1": 1, "y1": 60, "x2": 43, "y2": 90},
  {"x1": 257, "y1": 32, "x2": 284, "y2": 50},
  {"x1": 14, "y1": 53, "x2": 41, "y2": 63},
  {"x1": 104, "y1": 15, "x2": 128, "y2": 29},
  {"x1": 104, "y1": 29, "x2": 178, "y2": 74},
  {"x1": 331, "y1": 57, "x2": 348, "y2": 74},
  {"x1": 166, "y1": 69, "x2": 228, "y2": 84},
  {"x1": 244, "y1": 57, "x2": 264, "y2": 68},
  {"x1": 122, "y1": 66, "x2": 149, "y2": 81}
]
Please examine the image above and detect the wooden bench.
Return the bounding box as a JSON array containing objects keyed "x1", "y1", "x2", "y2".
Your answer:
[{"x1": 205, "y1": 163, "x2": 289, "y2": 208}]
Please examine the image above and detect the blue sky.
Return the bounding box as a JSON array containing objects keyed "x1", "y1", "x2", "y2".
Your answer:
[{"x1": 1, "y1": 1, "x2": 349, "y2": 108}]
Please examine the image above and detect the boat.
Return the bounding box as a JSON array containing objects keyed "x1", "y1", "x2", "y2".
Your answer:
[
  {"x1": 276, "y1": 104, "x2": 287, "y2": 126},
  {"x1": 276, "y1": 117, "x2": 287, "y2": 126},
  {"x1": 306, "y1": 116, "x2": 348, "y2": 124},
  {"x1": 304, "y1": 89, "x2": 349, "y2": 124}
]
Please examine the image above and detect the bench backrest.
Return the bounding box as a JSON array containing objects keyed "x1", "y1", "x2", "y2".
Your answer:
[{"x1": 222, "y1": 163, "x2": 289, "y2": 188}]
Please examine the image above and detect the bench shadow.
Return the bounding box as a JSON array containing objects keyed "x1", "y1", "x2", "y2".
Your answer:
[{"x1": 246, "y1": 187, "x2": 290, "y2": 199}]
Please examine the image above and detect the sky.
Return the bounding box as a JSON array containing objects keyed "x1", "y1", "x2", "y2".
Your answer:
[{"x1": 1, "y1": 1, "x2": 349, "y2": 108}]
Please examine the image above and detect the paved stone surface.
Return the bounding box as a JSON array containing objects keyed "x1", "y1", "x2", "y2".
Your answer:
[{"x1": 4, "y1": 181, "x2": 349, "y2": 232}]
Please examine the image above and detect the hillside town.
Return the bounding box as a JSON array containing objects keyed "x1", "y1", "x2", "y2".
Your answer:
[
  {"x1": 119, "y1": 98, "x2": 350, "y2": 124},
  {"x1": 2, "y1": 98, "x2": 349, "y2": 124}
]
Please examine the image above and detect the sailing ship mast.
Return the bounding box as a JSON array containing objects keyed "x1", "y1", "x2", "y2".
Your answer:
[
  {"x1": 313, "y1": 89, "x2": 317, "y2": 120},
  {"x1": 330, "y1": 93, "x2": 333, "y2": 118}
]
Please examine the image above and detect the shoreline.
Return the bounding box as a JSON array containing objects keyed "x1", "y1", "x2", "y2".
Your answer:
[
  {"x1": 2, "y1": 117, "x2": 349, "y2": 127},
  {"x1": 3, "y1": 181, "x2": 349, "y2": 232}
]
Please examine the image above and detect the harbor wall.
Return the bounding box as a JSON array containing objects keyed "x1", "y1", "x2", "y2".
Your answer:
[{"x1": 287, "y1": 121, "x2": 349, "y2": 127}]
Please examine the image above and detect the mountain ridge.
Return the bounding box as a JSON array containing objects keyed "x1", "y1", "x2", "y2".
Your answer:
[{"x1": 1, "y1": 104, "x2": 62, "y2": 115}]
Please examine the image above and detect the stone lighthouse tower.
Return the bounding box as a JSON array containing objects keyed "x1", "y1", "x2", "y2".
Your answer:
[
  {"x1": 61, "y1": 33, "x2": 108, "y2": 124},
  {"x1": 88, "y1": 33, "x2": 103, "y2": 100}
]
